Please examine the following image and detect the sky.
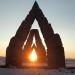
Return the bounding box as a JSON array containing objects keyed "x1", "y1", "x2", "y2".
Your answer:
[{"x1": 0, "y1": 0, "x2": 75, "y2": 59}]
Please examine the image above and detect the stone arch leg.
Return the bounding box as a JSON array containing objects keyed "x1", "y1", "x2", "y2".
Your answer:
[
  {"x1": 34, "y1": 29, "x2": 46, "y2": 62},
  {"x1": 23, "y1": 30, "x2": 35, "y2": 62},
  {"x1": 6, "y1": 10, "x2": 35, "y2": 67}
]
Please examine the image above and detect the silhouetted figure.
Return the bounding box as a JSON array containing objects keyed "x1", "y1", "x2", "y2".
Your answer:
[{"x1": 6, "y1": 1, "x2": 65, "y2": 68}]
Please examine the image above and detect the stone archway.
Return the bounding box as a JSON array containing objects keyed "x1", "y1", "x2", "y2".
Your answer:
[
  {"x1": 22, "y1": 29, "x2": 46, "y2": 63},
  {"x1": 6, "y1": 1, "x2": 65, "y2": 68}
]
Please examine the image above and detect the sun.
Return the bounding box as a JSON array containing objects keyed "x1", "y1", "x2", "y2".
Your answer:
[{"x1": 29, "y1": 49, "x2": 37, "y2": 62}]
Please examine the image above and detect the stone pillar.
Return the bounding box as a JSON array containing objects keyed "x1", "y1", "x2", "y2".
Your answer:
[
  {"x1": 47, "y1": 34, "x2": 65, "y2": 68},
  {"x1": 35, "y1": 29, "x2": 46, "y2": 62},
  {"x1": 6, "y1": 8, "x2": 35, "y2": 67},
  {"x1": 23, "y1": 30, "x2": 34, "y2": 62}
]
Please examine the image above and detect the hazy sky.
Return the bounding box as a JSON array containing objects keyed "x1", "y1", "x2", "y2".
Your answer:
[{"x1": 0, "y1": 0, "x2": 75, "y2": 59}]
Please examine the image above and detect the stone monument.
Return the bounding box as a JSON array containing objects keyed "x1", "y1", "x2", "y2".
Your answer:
[{"x1": 6, "y1": 1, "x2": 65, "y2": 68}]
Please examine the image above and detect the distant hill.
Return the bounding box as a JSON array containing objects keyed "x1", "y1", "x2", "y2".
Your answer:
[
  {"x1": 0, "y1": 56, "x2": 75, "y2": 67},
  {"x1": 0, "y1": 56, "x2": 5, "y2": 65},
  {"x1": 66, "y1": 59, "x2": 75, "y2": 67}
]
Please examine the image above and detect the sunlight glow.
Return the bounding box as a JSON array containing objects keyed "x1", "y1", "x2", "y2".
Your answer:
[{"x1": 29, "y1": 49, "x2": 37, "y2": 62}]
